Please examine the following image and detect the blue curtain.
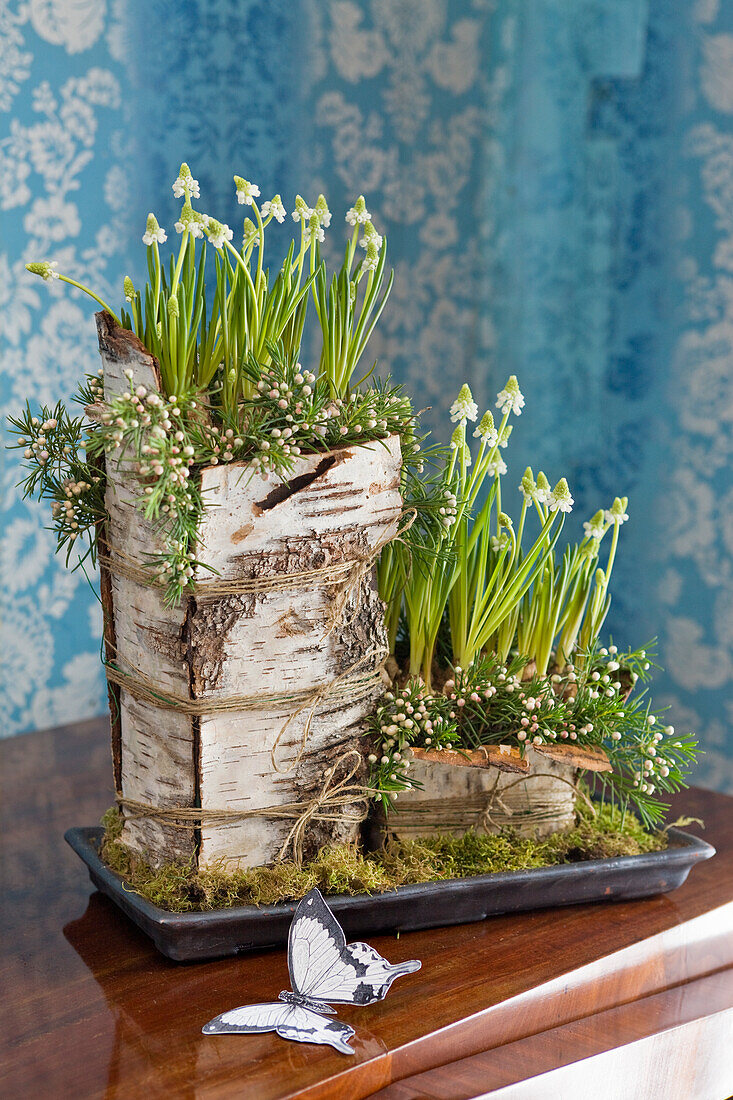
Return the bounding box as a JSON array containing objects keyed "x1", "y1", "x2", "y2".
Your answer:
[{"x1": 2, "y1": 0, "x2": 732, "y2": 792}]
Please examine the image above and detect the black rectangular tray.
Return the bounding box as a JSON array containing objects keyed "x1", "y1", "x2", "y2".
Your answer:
[{"x1": 65, "y1": 825, "x2": 715, "y2": 962}]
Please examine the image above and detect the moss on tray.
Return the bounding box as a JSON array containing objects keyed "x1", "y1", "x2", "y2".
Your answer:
[{"x1": 99, "y1": 802, "x2": 667, "y2": 914}]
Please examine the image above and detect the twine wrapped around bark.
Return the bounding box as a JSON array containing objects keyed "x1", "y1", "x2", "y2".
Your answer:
[
  {"x1": 98, "y1": 509, "x2": 416, "y2": 638},
  {"x1": 115, "y1": 749, "x2": 372, "y2": 865},
  {"x1": 105, "y1": 646, "x2": 387, "y2": 774},
  {"x1": 389, "y1": 773, "x2": 595, "y2": 835}
]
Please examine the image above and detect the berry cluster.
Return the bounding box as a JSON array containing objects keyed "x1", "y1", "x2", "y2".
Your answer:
[
  {"x1": 7, "y1": 399, "x2": 105, "y2": 567},
  {"x1": 367, "y1": 646, "x2": 698, "y2": 826},
  {"x1": 366, "y1": 680, "x2": 457, "y2": 809}
]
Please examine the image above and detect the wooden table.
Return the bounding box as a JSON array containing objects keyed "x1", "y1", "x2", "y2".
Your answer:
[{"x1": 1, "y1": 718, "x2": 732, "y2": 1100}]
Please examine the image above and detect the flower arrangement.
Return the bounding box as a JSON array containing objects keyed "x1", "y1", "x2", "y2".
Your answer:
[
  {"x1": 372, "y1": 379, "x2": 699, "y2": 827},
  {"x1": 11, "y1": 164, "x2": 413, "y2": 603},
  {"x1": 8, "y1": 162, "x2": 699, "y2": 883}
]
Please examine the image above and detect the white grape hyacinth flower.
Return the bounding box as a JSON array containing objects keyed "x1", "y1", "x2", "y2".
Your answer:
[
  {"x1": 359, "y1": 220, "x2": 383, "y2": 250},
  {"x1": 292, "y1": 194, "x2": 314, "y2": 222},
  {"x1": 474, "y1": 410, "x2": 498, "y2": 446},
  {"x1": 204, "y1": 217, "x2": 234, "y2": 250},
  {"x1": 25, "y1": 260, "x2": 59, "y2": 281},
  {"x1": 549, "y1": 477, "x2": 574, "y2": 513},
  {"x1": 604, "y1": 496, "x2": 629, "y2": 525},
  {"x1": 261, "y1": 194, "x2": 286, "y2": 223},
  {"x1": 362, "y1": 239, "x2": 380, "y2": 272},
  {"x1": 234, "y1": 176, "x2": 260, "y2": 205},
  {"x1": 303, "y1": 213, "x2": 325, "y2": 245},
  {"x1": 496, "y1": 374, "x2": 525, "y2": 416},
  {"x1": 172, "y1": 163, "x2": 200, "y2": 200},
  {"x1": 315, "y1": 194, "x2": 332, "y2": 227},
  {"x1": 583, "y1": 510, "x2": 606, "y2": 539},
  {"x1": 142, "y1": 212, "x2": 167, "y2": 246},
  {"x1": 346, "y1": 194, "x2": 370, "y2": 225},
  {"x1": 450, "y1": 383, "x2": 478, "y2": 423}
]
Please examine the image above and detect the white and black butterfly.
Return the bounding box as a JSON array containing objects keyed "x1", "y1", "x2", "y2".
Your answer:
[{"x1": 202, "y1": 887, "x2": 421, "y2": 1054}]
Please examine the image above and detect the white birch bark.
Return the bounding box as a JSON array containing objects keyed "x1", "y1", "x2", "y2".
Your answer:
[
  {"x1": 387, "y1": 743, "x2": 611, "y2": 840},
  {"x1": 96, "y1": 314, "x2": 402, "y2": 870},
  {"x1": 97, "y1": 314, "x2": 197, "y2": 864}
]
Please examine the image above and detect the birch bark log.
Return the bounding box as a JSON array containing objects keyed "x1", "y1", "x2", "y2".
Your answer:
[
  {"x1": 386, "y1": 743, "x2": 612, "y2": 840},
  {"x1": 96, "y1": 314, "x2": 402, "y2": 870}
]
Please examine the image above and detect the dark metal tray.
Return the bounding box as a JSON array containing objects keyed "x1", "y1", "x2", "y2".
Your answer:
[{"x1": 65, "y1": 825, "x2": 715, "y2": 962}]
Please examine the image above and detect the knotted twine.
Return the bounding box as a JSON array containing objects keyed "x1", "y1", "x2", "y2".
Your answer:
[
  {"x1": 115, "y1": 749, "x2": 373, "y2": 865},
  {"x1": 389, "y1": 771, "x2": 596, "y2": 836}
]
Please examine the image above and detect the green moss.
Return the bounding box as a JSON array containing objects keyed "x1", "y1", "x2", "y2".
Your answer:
[{"x1": 99, "y1": 800, "x2": 667, "y2": 914}]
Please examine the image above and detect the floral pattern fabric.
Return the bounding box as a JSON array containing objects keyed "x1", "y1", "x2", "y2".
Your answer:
[{"x1": 1, "y1": 0, "x2": 732, "y2": 793}]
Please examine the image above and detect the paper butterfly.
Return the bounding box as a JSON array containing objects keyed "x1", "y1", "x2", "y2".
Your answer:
[{"x1": 202, "y1": 887, "x2": 421, "y2": 1054}]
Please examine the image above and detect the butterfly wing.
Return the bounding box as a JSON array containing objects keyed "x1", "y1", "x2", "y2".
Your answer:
[
  {"x1": 288, "y1": 888, "x2": 422, "y2": 1007},
  {"x1": 275, "y1": 1004, "x2": 355, "y2": 1055},
  {"x1": 202, "y1": 1002, "x2": 355, "y2": 1055}
]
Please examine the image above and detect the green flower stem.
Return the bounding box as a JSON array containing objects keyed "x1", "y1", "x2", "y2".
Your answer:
[
  {"x1": 58, "y1": 276, "x2": 122, "y2": 327},
  {"x1": 170, "y1": 232, "x2": 189, "y2": 297},
  {"x1": 150, "y1": 241, "x2": 162, "y2": 324},
  {"x1": 603, "y1": 519, "x2": 621, "y2": 596},
  {"x1": 224, "y1": 239, "x2": 259, "y2": 332},
  {"x1": 346, "y1": 224, "x2": 360, "y2": 274},
  {"x1": 252, "y1": 200, "x2": 266, "y2": 295}
]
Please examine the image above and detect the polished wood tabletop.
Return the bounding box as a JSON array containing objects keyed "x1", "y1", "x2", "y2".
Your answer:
[{"x1": 1, "y1": 717, "x2": 732, "y2": 1100}]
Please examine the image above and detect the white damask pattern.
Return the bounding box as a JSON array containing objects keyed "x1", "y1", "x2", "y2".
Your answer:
[
  {"x1": 0, "y1": 0, "x2": 131, "y2": 735},
  {"x1": 1, "y1": 0, "x2": 732, "y2": 796}
]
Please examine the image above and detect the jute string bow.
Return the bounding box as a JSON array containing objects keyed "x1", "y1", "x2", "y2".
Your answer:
[{"x1": 115, "y1": 749, "x2": 373, "y2": 865}]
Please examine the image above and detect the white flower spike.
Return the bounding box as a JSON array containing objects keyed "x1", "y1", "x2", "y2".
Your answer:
[
  {"x1": 359, "y1": 220, "x2": 383, "y2": 250},
  {"x1": 496, "y1": 374, "x2": 525, "y2": 416},
  {"x1": 303, "y1": 213, "x2": 325, "y2": 245},
  {"x1": 234, "y1": 176, "x2": 260, "y2": 205},
  {"x1": 474, "y1": 410, "x2": 498, "y2": 445},
  {"x1": 174, "y1": 203, "x2": 205, "y2": 239},
  {"x1": 605, "y1": 496, "x2": 629, "y2": 525},
  {"x1": 450, "y1": 422, "x2": 466, "y2": 450},
  {"x1": 172, "y1": 163, "x2": 200, "y2": 200},
  {"x1": 292, "y1": 194, "x2": 314, "y2": 222},
  {"x1": 204, "y1": 217, "x2": 234, "y2": 250},
  {"x1": 583, "y1": 510, "x2": 606, "y2": 539},
  {"x1": 450, "y1": 384, "x2": 478, "y2": 424},
  {"x1": 242, "y1": 218, "x2": 258, "y2": 248},
  {"x1": 142, "y1": 212, "x2": 167, "y2": 246},
  {"x1": 346, "y1": 195, "x2": 370, "y2": 225},
  {"x1": 25, "y1": 261, "x2": 59, "y2": 281},
  {"x1": 535, "y1": 471, "x2": 551, "y2": 504},
  {"x1": 549, "y1": 477, "x2": 574, "y2": 514},
  {"x1": 519, "y1": 467, "x2": 536, "y2": 501},
  {"x1": 315, "y1": 194, "x2": 332, "y2": 227},
  {"x1": 261, "y1": 194, "x2": 286, "y2": 223},
  {"x1": 363, "y1": 239, "x2": 380, "y2": 272}
]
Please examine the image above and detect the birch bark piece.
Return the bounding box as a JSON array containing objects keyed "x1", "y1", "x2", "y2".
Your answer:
[
  {"x1": 96, "y1": 314, "x2": 403, "y2": 870},
  {"x1": 409, "y1": 745, "x2": 528, "y2": 774},
  {"x1": 533, "y1": 742, "x2": 612, "y2": 772},
  {"x1": 387, "y1": 747, "x2": 578, "y2": 839},
  {"x1": 97, "y1": 314, "x2": 197, "y2": 864},
  {"x1": 192, "y1": 434, "x2": 402, "y2": 869}
]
